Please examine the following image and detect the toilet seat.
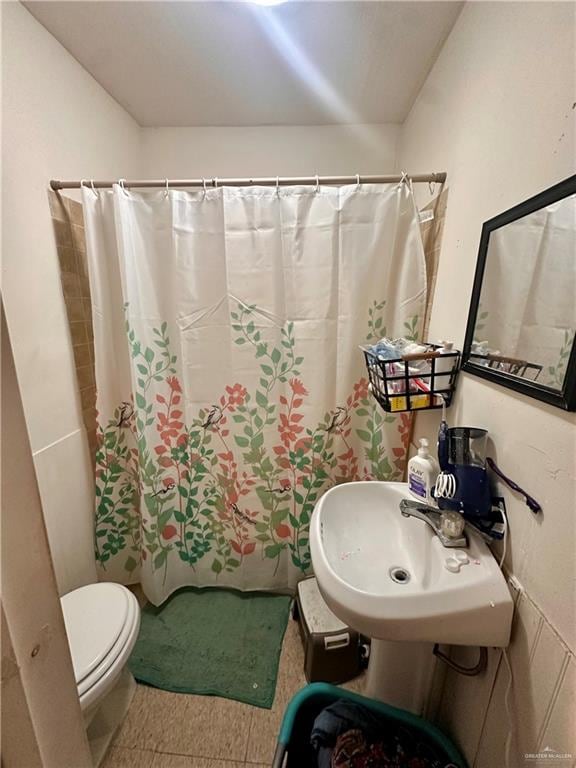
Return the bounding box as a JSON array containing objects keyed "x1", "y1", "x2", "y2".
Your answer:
[
  {"x1": 61, "y1": 582, "x2": 141, "y2": 711},
  {"x1": 77, "y1": 593, "x2": 138, "y2": 696}
]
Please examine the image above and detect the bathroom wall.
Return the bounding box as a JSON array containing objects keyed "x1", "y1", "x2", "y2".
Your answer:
[
  {"x1": 1, "y1": 2, "x2": 142, "y2": 595},
  {"x1": 398, "y1": 2, "x2": 575, "y2": 765},
  {"x1": 2, "y1": 306, "x2": 92, "y2": 768},
  {"x1": 4, "y1": 7, "x2": 574, "y2": 762},
  {"x1": 141, "y1": 124, "x2": 399, "y2": 178}
]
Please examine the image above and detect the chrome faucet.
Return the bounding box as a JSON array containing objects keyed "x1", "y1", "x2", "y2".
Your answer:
[{"x1": 399, "y1": 499, "x2": 467, "y2": 548}]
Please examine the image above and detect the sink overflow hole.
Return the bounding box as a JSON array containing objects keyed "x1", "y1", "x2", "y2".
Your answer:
[{"x1": 389, "y1": 566, "x2": 411, "y2": 584}]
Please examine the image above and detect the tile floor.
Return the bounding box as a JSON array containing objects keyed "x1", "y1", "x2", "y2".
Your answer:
[{"x1": 103, "y1": 608, "x2": 365, "y2": 768}]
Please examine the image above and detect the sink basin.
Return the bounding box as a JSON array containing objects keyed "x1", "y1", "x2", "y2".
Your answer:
[{"x1": 310, "y1": 481, "x2": 513, "y2": 647}]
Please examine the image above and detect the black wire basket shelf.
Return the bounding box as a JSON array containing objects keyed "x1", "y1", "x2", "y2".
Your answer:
[{"x1": 362, "y1": 343, "x2": 461, "y2": 413}]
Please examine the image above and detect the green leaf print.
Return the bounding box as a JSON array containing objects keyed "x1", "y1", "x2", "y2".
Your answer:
[{"x1": 94, "y1": 300, "x2": 416, "y2": 583}]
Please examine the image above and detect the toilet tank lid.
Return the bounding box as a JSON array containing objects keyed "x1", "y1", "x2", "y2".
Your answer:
[{"x1": 60, "y1": 582, "x2": 131, "y2": 684}]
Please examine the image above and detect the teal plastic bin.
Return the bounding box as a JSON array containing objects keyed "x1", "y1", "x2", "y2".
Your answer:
[{"x1": 272, "y1": 683, "x2": 467, "y2": 767}]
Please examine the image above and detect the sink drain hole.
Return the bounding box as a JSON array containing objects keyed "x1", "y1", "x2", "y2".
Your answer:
[{"x1": 389, "y1": 566, "x2": 411, "y2": 584}]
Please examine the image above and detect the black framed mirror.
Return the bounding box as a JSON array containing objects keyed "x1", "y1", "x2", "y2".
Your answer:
[{"x1": 463, "y1": 175, "x2": 576, "y2": 410}]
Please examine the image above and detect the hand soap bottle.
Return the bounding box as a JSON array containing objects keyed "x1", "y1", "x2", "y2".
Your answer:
[{"x1": 408, "y1": 438, "x2": 439, "y2": 503}]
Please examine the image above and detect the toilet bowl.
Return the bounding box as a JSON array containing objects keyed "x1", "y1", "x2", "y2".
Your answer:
[{"x1": 61, "y1": 582, "x2": 141, "y2": 734}]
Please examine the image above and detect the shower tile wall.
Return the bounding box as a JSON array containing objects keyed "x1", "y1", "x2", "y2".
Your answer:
[
  {"x1": 419, "y1": 188, "x2": 447, "y2": 340},
  {"x1": 436, "y1": 582, "x2": 575, "y2": 767},
  {"x1": 48, "y1": 190, "x2": 97, "y2": 459}
]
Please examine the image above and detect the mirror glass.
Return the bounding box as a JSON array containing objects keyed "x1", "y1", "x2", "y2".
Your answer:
[
  {"x1": 467, "y1": 188, "x2": 576, "y2": 395},
  {"x1": 464, "y1": 176, "x2": 576, "y2": 409}
]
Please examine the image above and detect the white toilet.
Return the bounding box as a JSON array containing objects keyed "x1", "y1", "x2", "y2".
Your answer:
[{"x1": 61, "y1": 582, "x2": 141, "y2": 764}]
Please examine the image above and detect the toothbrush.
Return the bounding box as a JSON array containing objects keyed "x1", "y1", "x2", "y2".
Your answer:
[{"x1": 486, "y1": 457, "x2": 542, "y2": 514}]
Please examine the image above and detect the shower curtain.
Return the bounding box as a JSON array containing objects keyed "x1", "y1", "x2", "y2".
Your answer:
[{"x1": 83, "y1": 182, "x2": 426, "y2": 605}]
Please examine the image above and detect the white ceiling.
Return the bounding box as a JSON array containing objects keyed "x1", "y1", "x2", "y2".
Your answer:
[{"x1": 24, "y1": 1, "x2": 462, "y2": 127}]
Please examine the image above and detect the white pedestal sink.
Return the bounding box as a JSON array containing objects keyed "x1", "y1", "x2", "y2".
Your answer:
[{"x1": 310, "y1": 481, "x2": 513, "y2": 714}]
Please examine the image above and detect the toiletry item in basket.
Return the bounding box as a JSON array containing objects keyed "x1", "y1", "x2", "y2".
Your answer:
[
  {"x1": 408, "y1": 438, "x2": 439, "y2": 502},
  {"x1": 435, "y1": 341, "x2": 455, "y2": 377},
  {"x1": 399, "y1": 346, "x2": 436, "y2": 406},
  {"x1": 386, "y1": 360, "x2": 432, "y2": 410},
  {"x1": 370, "y1": 339, "x2": 402, "y2": 360},
  {"x1": 388, "y1": 393, "x2": 431, "y2": 411},
  {"x1": 433, "y1": 341, "x2": 456, "y2": 404},
  {"x1": 401, "y1": 341, "x2": 429, "y2": 357},
  {"x1": 368, "y1": 338, "x2": 430, "y2": 361},
  {"x1": 434, "y1": 341, "x2": 454, "y2": 405}
]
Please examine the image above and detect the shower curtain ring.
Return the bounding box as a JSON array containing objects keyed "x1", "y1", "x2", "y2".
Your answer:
[
  {"x1": 118, "y1": 178, "x2": 129, "y2": 196},
  {"x1": 202, "y1": 178, "x2": 207, "y2": 199},
  {"x1": 213, "y1": 177, "x2": 219, "y2": 188},
  {"x1": 164, "y1": 178, "x2": 170, "y2": 198},
  {"x1": 356, "y1": 173, "x2": 361, "y2": 190},
  {"x1": 315, "y1": 175, "x2": 320, "y2": 194},
  {"x1": 276, "y1": 176, "x2": 280, "y2": 197},
  {"x1": 428, "y1": 176, "x2": 436, "y2": 196},
  {"x1": 90, "y1": 179, "x2": 98, "y2": 197}
]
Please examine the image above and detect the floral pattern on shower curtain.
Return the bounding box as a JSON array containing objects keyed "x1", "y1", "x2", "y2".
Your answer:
[{"x1": 82, "y1": 182, "x2": 426, "y2": 605}]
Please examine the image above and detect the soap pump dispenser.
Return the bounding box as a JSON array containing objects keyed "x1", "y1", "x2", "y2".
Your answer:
[{"x1": 408, "y1": 438, "x2": 439, "y2": 504}]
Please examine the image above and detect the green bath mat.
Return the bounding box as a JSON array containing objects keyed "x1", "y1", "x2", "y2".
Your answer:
[{"x1": 129, "y1": 588, "x2": 291, "y2": 708}]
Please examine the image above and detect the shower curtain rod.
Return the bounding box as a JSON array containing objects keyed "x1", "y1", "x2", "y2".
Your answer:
[{"x1": 49, "y1": 172, "x2": 446, "y2": 191}]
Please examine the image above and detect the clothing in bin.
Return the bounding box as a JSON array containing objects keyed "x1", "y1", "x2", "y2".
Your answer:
[{"x1": 311, "y1": 700, "x2": 459, "y2": 768}]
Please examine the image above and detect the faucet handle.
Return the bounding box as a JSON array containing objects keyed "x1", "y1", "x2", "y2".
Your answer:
[{"x1": 440, "y1": 511, "x2": 466, "y2": 539}]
